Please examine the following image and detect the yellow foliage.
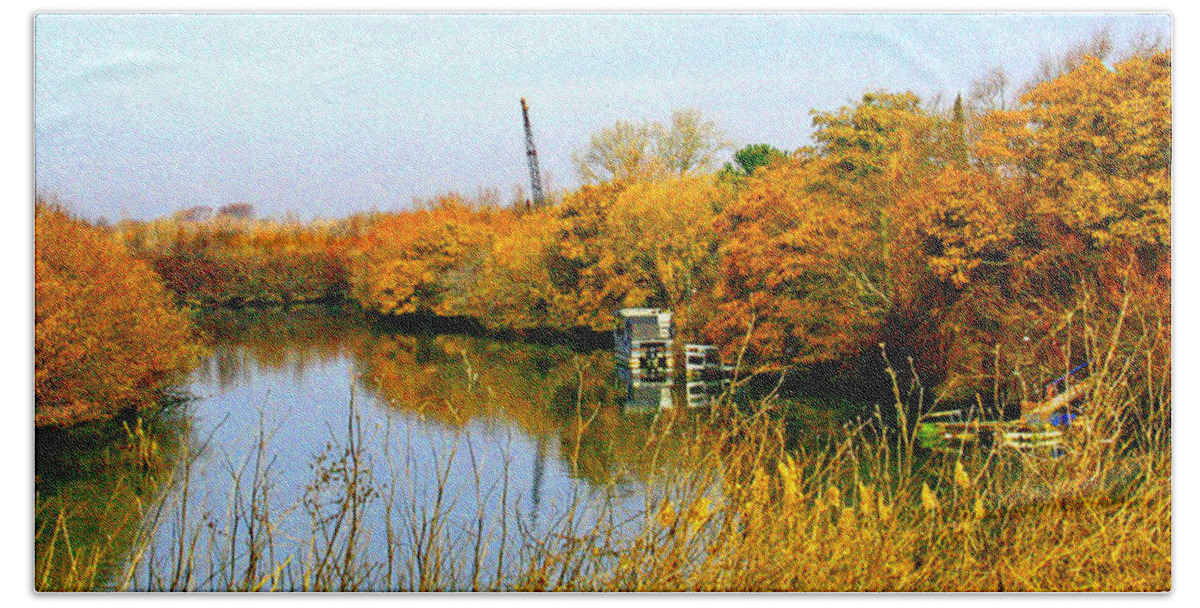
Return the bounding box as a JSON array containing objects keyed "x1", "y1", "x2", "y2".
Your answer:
[
  {"x1": 686, "y1": 498, "x2": 714, "y2": 536},
  {"x1": 837, "y1": 507, "x2": 858, "y2": 536},
  {"x1": 977, "y1": 52, "x2": 1170, "y2": 252},
  {"x1": 656, "y1": 499, "x2": 677, "y2": 529},
  {"x1": 778, "y1": 455, "x2": 803, "y2": 508},
  {"x1": 824, "y1": 485, "x2": 841, "y2": 511},
  {"x1": 877, "y1": 494, "x2": 894, "y2": 521},
  {"x1": 607, "y1": 176, "x2": 722, "y2": 326},
  {"x1": 351, "y1": 198, "x2": 513, "y2": 317},
  {"x1": 466, "y1": 210, "x2": 563, "y2": 331},
  {"x1": 858, "y1": 483, "x2": 876, "y2": 518}
]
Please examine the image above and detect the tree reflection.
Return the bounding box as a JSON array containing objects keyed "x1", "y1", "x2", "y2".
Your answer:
[{"x1": 193, "y1": 306, "x2": 736, "y2": 490}]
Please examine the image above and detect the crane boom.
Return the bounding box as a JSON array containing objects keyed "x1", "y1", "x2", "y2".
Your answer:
[{"x1": 520, "y1": 98, "x2": 546, "y2": 208}]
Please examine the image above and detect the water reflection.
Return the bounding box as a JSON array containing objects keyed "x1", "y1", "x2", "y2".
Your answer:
[
  {"x1": 40, "y1": 305, "x2": 736, "y2": 589},
  {"x1": 194, "y1": 305, "x2": 370, "y2": 390},
  {"x1": 35, "y1": 410, "x2": 186, "y2": 590}
]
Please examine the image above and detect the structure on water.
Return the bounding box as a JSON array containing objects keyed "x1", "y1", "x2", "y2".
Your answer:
[
  {"x1": 917, "y1": 363, "x2": 1092, "y2": 455},
  {"x1": 620, "y1": 378, "x2": 675, "y2": 411},
  {"x1": 614, "y1": 308, "x2": 675, "y2": 380},
  {"x1": 685, "y1": 344, "x2": 728, "y2": 381},
  {"x1": 613, "y1": 307, "x2": 731, "y2": 411}
]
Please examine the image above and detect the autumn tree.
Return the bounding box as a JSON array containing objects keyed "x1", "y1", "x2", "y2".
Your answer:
[
  {"x1": 36, "y1": 204, "x2": 200, "y2": 427},
  {"x1": 1015, "y1": 51, "x2": 1170, "y2": 255},
  {"x1": 885, "y1": 166, "x2": 1028, "y2": 387},
  {"x1": 706, "y1": 156, "x2": 886, "y2": 369},
  {"x1": 705, "y1": 91, "x2": 954, "y2": 370},
  {"x1": 217, "y1": 202, "x2": 255, "y2": 219},
  {"x1": 541, "y1": 182, "x2": 642, "y2": 331},
  {"x1": 466, "y1": 208, "x2": 565, "y2": 331},
  {"x1": 574, "y1": 109, "x2": 731, "y2": 184},
  {"x1": 892, "y1": 167, "x2": 1022, "y2": 292},
  {"x1": 350, "y1": 195, "x2": 513, "y2": 317},
  {"x1": 811, "y1": 92, "x2": 943, "y2": 199},
  {"x1": 174, "y1": 205, "x2": 214, "y2": 222},
  {"x1": 606, "y1": 176, "x2": 724, "y2": 336},
  {"x1": 897, "y1": 49, "x2": 1172, "y2": 396}
]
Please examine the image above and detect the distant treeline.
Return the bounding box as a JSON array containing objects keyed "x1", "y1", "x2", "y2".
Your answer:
[{"x1": 38, "y1": 45, "x2": 1170, "y2": 427}]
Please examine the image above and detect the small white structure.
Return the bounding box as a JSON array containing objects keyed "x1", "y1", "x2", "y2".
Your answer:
[
  {"x1": 684, "y1": 381, "x2": 721, "y2": 408},
  {"x1": 614, "y1": 308, "x2": 674, "y2": 378},
  {"x1": 684, "y1": 344, "x2": 727, "y2": 380},
  {"x1": 622, "y1": 377, "x2": 675, "y2": 411}
]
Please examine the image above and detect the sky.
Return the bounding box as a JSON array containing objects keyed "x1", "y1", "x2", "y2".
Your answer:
[{"x1": 34, "y1": 12, "x2": 1171, "y2": 221}]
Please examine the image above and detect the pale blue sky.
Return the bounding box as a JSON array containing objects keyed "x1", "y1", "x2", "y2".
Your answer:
[{"x1": 34, "y1": 13, "x2": 1170, "y2": 221}]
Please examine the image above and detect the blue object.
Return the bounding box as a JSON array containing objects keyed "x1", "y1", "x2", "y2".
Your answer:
[
  {"x1": 1044, "y1": 361, "x2": 1090, "y2": 391},
  {"x1": 1048, "y1": 412, "x2": 1077, "y2": 427}
]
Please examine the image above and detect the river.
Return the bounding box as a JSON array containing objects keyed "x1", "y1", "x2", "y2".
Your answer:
[{"x1": 36, "y1": 304, "x2": 755, "y2": 590}]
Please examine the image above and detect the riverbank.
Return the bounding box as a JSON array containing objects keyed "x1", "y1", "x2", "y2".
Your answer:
[{"x1": 34, "y1": 304, "x2": 1170, "y2": 592}]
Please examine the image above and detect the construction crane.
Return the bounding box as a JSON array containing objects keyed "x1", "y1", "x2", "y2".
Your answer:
[{"x1": 520, "y1": 97, "x2": 546, "y2": 208}]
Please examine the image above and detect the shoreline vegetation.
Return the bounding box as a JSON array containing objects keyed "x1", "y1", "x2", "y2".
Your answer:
[
  {"x1": 102, "y1": 46, "x2": 1170, "y2": 404},
  {"x1": 35, "y1": 330, "x2": 1170, "y2": 591},
  {"x1": 34, "y1": 204, "x2": 203, "y2": 429},
  {"x1": 35, "y1": 38, "x2": 1170, "y2": 592}
]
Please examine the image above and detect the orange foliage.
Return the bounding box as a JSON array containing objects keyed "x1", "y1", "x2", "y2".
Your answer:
[
  {"x1": 117, "y1": 215, "x2": 355, "y2": 306},
  {"x1": 985, "y1": 53, "x2": 1170, "y2": 296},
  {"x1": 351, "y1": 196, "x2": 514, "y2": 317},
  {"x1": 541, "y1": 183, "x2": 644, "y2": 331},
  {"x1": 891, "y1": 167, "x2": 1024, "y2": 291},
  {"x1": 458, "y1": 177, "x2": 723, "y2": 336},
  {"x1": 340, "y1": 58, "x2": 1170, "y2": 399},
  {"x1": 810, "y1": 91, "x2": 944, "y2": 211},
  {"x1": 465, "y1": 209, "x2": 564, "y2": 331},
  {"x1": 894, "y1": 51, "x2": 1172, "y2": 393},
  {"x1": 35, "y1": 204, "x2": 200, "y2": 428},
  {"x1": 705, "y1": 92, "x2": 947, "y2": 368},
  {"x1": 991, "y1": 52, "x2": 1171, "y2": 253},
  {"x1": 607, "y1": 176, "x2": 723, "y2": 334},
  {"x1": 706, "y1": 157, "x2": 887, "y2": 368}
]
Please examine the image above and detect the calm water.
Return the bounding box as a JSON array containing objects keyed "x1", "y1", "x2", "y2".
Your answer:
[{"x1": 37, "y1": 305, "x2": 741, "y2": 590}]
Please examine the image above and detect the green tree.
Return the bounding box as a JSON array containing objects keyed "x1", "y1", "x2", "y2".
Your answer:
[
  {"x1": 719, "y1": 143, "x2": 787, "y2": 182},
  {"x1": 949, "y1": 93, "x2": 969, "y2": 166}
]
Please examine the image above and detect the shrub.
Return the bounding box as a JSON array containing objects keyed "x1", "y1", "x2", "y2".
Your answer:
[{"x1": 35, "y1": 203, "x2": 200, "y2": 428}]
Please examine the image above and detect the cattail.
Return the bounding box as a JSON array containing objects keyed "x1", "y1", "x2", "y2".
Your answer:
[
  {"x1": 858, "y1": 483, "x2": 876, "y2": 518},
  {"x1": 955, "y1": 461, "x2": 971, "y2": 489},
  {"x1": 921, "y1": 483, "x2": 941, "y2": 513}
]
